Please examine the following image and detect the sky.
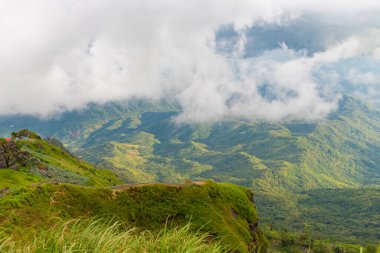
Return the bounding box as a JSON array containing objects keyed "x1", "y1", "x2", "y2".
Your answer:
[{"x1": 1, "y1": 0, "x2": 380, "y2": 122}]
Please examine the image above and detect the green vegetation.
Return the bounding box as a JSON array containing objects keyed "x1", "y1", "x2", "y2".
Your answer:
[
  {"x1": 0, "y1": 131, "x2": 122, "y2": 190},
  {"x1": 0, "y1": 169, "x2": 42, "y2": 189},
  {"x1": 1, "y1": 96, "x2": 380, "y2": 245},
  {"x1": 0, "y1": 181, "x2": 267, "y2": 252},
  {"x1": 0, "y1": 130, "x2": 268, "y2": 252},
  {"x1": 265, "y1": 228, "x2": 380, "y2": 253},
  {"x1": 299, "y1": 188, "x2": 380, "y2": 243},
  {"x1": 11, "y1": 129, "x2": 41, "y2": 140},
  {"x1": 0, "y1": 219, "x2": 225, "y2": 253}
]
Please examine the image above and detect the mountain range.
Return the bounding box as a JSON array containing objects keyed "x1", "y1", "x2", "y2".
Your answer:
[{"x1": 1, "y1": 95, "x2": 379, "y2": 244}]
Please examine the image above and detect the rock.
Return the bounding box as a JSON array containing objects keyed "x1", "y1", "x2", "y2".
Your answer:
[
  {"x1": 249, "y1": 221, "x2": 258, "y2": 234},
  {"x1": 0, "y1": 137, "x2": 37, "y2": 169},
  {"x1": 0, "y1": 156, "x2": 7, "y2": 168},
  {"x1": 9, "y1": 163, "x2": 19, "y2": 170},
  {"x1": 17, "y1": 152, "x2": 26, "y2": 160},
  {"x1": 0, "y1": 188, "x2": 9, "y2": 196},
  {"x1": 7, "y1": 140, "x2": 17, "y2": 149},
  {"x1": 231, "y1": 208, "x2": 238, "y2": 219},
  {"x1": 30, "y1": 157, "x2": 41, "y2": 163},
  {"x1": 6, "y1": 155, "x2": 17, "y2": 166}
]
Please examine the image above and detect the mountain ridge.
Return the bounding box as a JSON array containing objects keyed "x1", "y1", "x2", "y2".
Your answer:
[
  {"x1": 1, "y1": 95, "x2": 380, "y2": 243},
  {"x1": 0, "y1": 130, "x2": 268, "y2": 252}
]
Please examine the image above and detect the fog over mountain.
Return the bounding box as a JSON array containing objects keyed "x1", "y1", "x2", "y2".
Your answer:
[{"x1": 1, "y1": 0, "x2": 380, "y2": 122}]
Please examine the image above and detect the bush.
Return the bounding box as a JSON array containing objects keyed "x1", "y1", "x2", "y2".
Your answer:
[
  {"x1": 365, "y1": 244, "x2": 378, "y2": 253},
  {"x1": 313, "y1": 242, "x2": 334, "y2": 253}
]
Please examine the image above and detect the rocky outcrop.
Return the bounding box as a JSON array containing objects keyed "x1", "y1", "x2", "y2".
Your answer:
[
  {"x1": 0, "y1": 139, "x2": 34, "y2": 170},
  {"x1": 11, "y1": 129, "x2": 41, "y2": 140}
]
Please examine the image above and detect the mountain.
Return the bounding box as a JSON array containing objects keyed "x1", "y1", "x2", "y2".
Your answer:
[
  {"x1": 1, "y1": 96, "x2": 380, "y2": 243},
  {"x1": 0, "y1": 130, "x2": 122, "y2": 189},
  {"x1": 0, "y1": 130, "x2": 267, "y2": 252}
]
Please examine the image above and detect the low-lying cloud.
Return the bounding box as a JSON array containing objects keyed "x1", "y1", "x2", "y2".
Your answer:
[{"x1": 1, "y1": 0, "x2": 380, "y2": 122}]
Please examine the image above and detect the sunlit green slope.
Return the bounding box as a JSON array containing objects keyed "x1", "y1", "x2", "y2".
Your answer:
[
  {"x1": 36, "y1": 96, "x2": 379, "y2": 193},
  {"x1": 1, "y1": 96, "x2": 380, "y2": 243},
  {"x1": 0, "y1": 130, "x2": 121, "y2": 190},
  {"x1": 0, "y1": 130, "x2": 267, "y2": 252},
  {"x1": 0, "y1": 181, "x2": 267, "y2": 252}
]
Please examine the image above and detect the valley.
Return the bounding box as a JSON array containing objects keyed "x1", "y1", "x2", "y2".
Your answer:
[{"x1": 1, "y1": 96, "x2": 380, "y2": 246}]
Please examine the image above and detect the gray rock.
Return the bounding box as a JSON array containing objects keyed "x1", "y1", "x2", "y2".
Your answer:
[{"x1": 0, "y1": 156, "x2": 7, "y2": 168}]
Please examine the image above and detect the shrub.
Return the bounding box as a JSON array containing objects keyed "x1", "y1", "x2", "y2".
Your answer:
[
  {"x1": 365, "y1": 244, "x2": 378, "y2": 253},
  {"x1": 313, "y1": 242, "x2": 334, "y2": 253}
]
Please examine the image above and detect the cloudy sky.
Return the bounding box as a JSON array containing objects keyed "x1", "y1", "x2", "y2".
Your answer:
[{"x1": 1, "y1": 0, "x2": 380, "y2": 122}]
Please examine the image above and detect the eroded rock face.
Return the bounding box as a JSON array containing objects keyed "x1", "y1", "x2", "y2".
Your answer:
[{"x1": 0, "y1": 140, "x2": 34, "y2": 169}]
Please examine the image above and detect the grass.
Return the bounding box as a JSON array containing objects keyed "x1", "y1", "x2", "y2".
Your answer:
[
  {"x1": 265, "y1": 228, "x2": 374, "y2": 253},
  {"x1": 0, "y1": 131, "x2": 268, "y2": 252},
  {"x1": 0, "y1": 169, "x2": 43, "y2": 189},
  {"x1": 0, "y1": 181, "x2": 267, "y2": 252},
  {"x1": 0, "y1": 219, "x2": 226, "y2": 253},
  {"x1": 0, "y1": 134, "x2": 122, "y2": 191},
  {"x1": 19, "y1": 138, "x2": 122, "y2": 187}
]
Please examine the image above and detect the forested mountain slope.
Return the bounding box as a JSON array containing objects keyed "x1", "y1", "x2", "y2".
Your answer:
[{"x1": 1, "y1": 96, "x2": 380, "y2": 243}]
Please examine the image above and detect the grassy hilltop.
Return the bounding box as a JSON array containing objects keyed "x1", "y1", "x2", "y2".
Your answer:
[
  {"x1": 0, "y1": 130, "x2": 121, "y2": 190},
  {"x1": 0, "y1": 182, "x2": 267, "y2": 252},
  {"x1": 0, "y1": 131, "x2": 267, "y2": 252}
]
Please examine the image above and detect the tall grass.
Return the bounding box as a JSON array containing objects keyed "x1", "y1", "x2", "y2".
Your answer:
[{"x1": 0, "y1": 219, "x2": 226, "y2": 253}]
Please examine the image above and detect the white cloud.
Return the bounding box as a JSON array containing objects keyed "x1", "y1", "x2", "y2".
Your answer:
[
  {"x1": 347, "y1": 69, "x2": 377, "y2": 85},
  {"x1": 0, "y1": 0, "x2": 380, "y2": 122}
]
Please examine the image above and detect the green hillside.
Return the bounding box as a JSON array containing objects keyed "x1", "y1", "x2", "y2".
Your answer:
[
  {"x1": 299, "y1": 188, "x2": 380, "y2": 242},
  {"x1": 0, "y1": 130, "x2": 122, "y2": 190},
  {"x1": 0, "y1": 130, "x2": 267, "y2": 252},
  {"x1": 1, "y1": 96, "x2": 380, "y2": 243},
  {"x1": 0, "y1": 181, "x2": 267, "y2": 252}
]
